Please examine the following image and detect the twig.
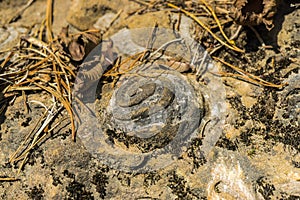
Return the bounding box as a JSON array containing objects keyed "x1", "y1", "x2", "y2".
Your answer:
[
  {"x1": 291, "y1": 3, "x2": 300, "y2": 8},
  {"x1": 199, "y1": 0, "x2": 234, "y2": 45},
  {"x1": 129, "y1": 0, "x2": 151, "y2": 6},
  {"x1": 9, "y1": 107, "x2": 48, "y2": 164},
  {"x1": 16, "y1": 105, "x2": 63, "y2": 174},
  {"x1": 213, "y1": 57, "x2": 286, "y2": 88},
  {"x1": 30, "y1": 81, "x2": 75, "y2": 140},
  {"x1": 167, "y1": 3, "x2": 244, "y2": 53},
  {"x1": 46, "y1": 0, "x2": 53, "y2": 42},
  {"x1": 248, "y1": 25, "x2": 273, "y2": 49},
  {"x1": 210, "y1": 25, "x2": 242, "y2": 55},
  {"x1": 0, "y1": 177, "x2": 18, "y2": 182},
  {"x1": 146, "y1": 23, "x2": 159, "y2": 50},
  {"x1": 108, "y1": 10, "x2": 123, "y2": 29},
  {"x1": 0, "y1": 52, "x2": 14, "y2": 71},
  {"x1": 22, "y1": 90, "x2": 29, "y2": 114},
  {"x1": 22, "y1": 36, "x2": 76, "y2": 77},
  {"x1": 150, "y1": 38, "x2": 184, "y2": 59}
]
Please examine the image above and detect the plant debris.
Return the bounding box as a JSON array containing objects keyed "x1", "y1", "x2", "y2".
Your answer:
[
  {"x1": 230, "y1": 0, "x2": 279, "y2": 30},
  {"x1": 0, "y1": 0, "x2": 102, "y2": 177}
]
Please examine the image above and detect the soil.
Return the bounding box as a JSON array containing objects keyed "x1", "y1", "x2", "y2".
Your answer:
[{"x1": 0, "y1": 0, "x2": 299, "y2": 199}]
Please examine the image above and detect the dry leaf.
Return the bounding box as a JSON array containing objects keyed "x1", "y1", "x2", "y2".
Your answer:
[{"x1": 231, "y1": 0, "x2": 280, "y2": 30}]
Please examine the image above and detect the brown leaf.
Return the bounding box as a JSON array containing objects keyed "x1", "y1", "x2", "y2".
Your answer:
[
  {"x1": 68, "y1": 36, "x2": 86, "y2": 61},
  {"x1": 230, "y1": 0, "x2": 279, "y2": 30}
]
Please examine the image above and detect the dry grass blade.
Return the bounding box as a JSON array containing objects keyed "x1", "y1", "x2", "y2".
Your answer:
[
  {"x1": 0, "y1": 177, "x2": 18, "y2": 181},
  {"x1": 22, "y1": 36, "x2": 76, "y2": 78},
  {"x1": 52, "y1": 60, "x2": 62, "y2": 94},
  {"x1": 104, "y1": 51, "x2": 146, "y2": 77},
  {"x1": 9, "y1": 106, "x2": 48, "y2": 164},
  {"x1": 46, "y1": 0, "x2": 53, "y2": 42},
  {"x1": 15, "y1": 105, "x2": 63, "y2": 174},
  {"x1": 104, "y1": 33, "x2": 184, "y2": 77},
  {"x1": 0, "y1": 52, "x2": 14, "y2": 71},
  {"x1": 199, "y1": 0, "x2": 234, "y2": 45},
  {"x1": 6, "y1": 96, "x2": 66, "y2": 173},
  {"x1": 130, "y1": 0, "x2": 152, "y2": 6},
  {"x1": 106, "y1": 9, "x2": 123, "y2": 33},
  {"x1": 1, "y1": 25, "x2": 80, "y2": 149},
  {"x1": 167, "y1": 3, "x2": 244, "y2": 53},
  {"x1": 24, "y1": 47, "x2": 49, "y2": 58},
  {"x1": 30, "y1": 81, "x2": 75, "y2": 140},
  {"x1": 0, "y1": 0, "x2": 91, "y2": 180},
  {"x1": 7, "y1": 86, "x2": 41, "y2": 91},
  {"x1": 213, "y1": 57, "x2": 286, "y2": 88}
]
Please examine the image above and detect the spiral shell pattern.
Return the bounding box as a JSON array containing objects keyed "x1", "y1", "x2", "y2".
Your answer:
[
  {"x1": 107, "y1": 63, "x2": 202, "y2": 152},
  {"x1": 73, "y1": 28, "x2": 226, "y2": 172}
]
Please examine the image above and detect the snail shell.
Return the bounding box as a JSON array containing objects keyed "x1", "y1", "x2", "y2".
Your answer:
[
  {"x1": 73, "y1": 27, "x2": 226, "y2": 172},
  {"x1": 101, "y1": 63, "x2": 203, "y2": 152}
]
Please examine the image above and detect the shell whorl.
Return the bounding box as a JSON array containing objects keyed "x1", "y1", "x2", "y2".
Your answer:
[{"x1": 73, "y1": 27, "x2": 226, "y2": 172}]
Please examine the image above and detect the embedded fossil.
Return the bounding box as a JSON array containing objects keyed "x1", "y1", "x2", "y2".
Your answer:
[
  {"x1": 102, "y1": 63, "x2": 203, "y2": 152},
  {"x1": 73, "y1": 27, "x2": 226, "y2": 172},
  {"x1": 86, "y1": 62, "x2": 204, "y2": 171}
]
